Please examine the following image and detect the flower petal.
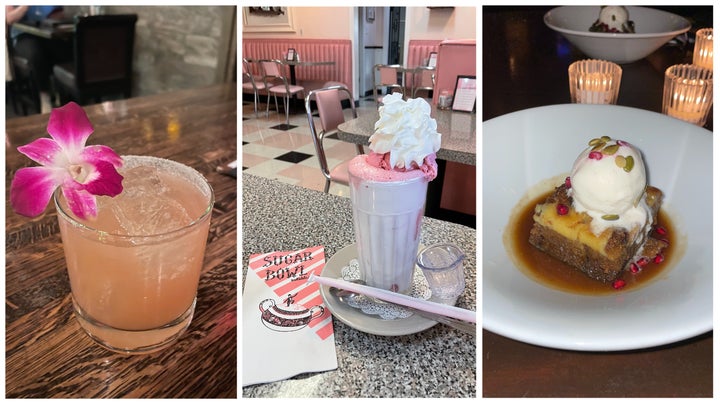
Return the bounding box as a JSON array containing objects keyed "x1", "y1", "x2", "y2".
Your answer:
[
  {"x1": 81, "y1": 144, "x2": 124, "y2": 169},
  {"x1": 82, "y1": 160, "x2": 124, "y2": 197},
  {"x1": 62, "y1": 184, "x2": 98, "y2": 220},
  {"x1": 17, "y1": 137, "x2": 63, "y2": 167},
  {"x1": 10, "y1": 167, "x2": 63, "y2": 217},
  {"x1": 47, "y1": 102, "x2": 94, "y2": 152}
]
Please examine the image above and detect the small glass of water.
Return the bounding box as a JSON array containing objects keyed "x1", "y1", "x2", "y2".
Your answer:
[{"x1": 416, "y1": 243, "x2": 466, "y2": 304}]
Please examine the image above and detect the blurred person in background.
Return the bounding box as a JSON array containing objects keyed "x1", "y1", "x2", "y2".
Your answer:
[{"x1": 6, "y1": 5, "x2": 73, "y2": 112}]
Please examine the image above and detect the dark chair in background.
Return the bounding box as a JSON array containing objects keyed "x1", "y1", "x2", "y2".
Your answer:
[{"x1": 53, "y1": 14, "x2": 138, "y2": 105}]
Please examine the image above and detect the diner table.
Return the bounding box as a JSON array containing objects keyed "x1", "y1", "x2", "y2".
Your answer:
[
  {"x1": 284, "y1": 60, "x2": 335, "y2": 85},
  {"x1": 482, "y1": 6, "x2": 712, "y2": 397},
  {"x1": 5, "y1": 83, "x2": 237, "y2": 398},
  {"x1": 241, "y1": 173, "x2": 476, "y2": 397}
]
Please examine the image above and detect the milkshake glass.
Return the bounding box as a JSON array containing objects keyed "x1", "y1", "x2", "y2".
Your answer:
[
  {"x1": 348, "y1": 156, "x2": 429, "y2": 294},
  {"x1": 349, "y1": 92, "x2": 440, "y2": 294}
]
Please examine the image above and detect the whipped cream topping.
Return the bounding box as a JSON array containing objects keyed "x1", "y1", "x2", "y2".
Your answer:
[
  {"x1": 569, "y1": 137, "x2": 650, "y2": 236},
  {"x1": 369, "y1": 93, "x2": 441, "y2": 170}
]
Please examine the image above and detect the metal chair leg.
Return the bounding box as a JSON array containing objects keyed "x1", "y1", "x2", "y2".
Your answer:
[{"x1": 284, "y1": 95, "x2": 290, "y2": 125}]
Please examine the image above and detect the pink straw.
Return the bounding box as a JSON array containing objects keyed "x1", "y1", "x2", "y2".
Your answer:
[{"x1": 308, "y1": 274, "x2": 476, "y2": 323}]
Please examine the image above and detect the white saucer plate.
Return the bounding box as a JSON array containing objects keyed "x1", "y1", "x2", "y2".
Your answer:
[{"x1": 319, "y1": 243, "x2": 438, "y2": 336}]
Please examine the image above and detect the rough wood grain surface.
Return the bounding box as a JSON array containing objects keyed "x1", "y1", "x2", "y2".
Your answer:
[{"x1": 5, "y1": 84, "x2": 237, "y2": 398}]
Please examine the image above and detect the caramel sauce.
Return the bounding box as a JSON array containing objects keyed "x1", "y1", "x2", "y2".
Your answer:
[{"x1": 507, "y1": 191, "x2": 678, "y2": 295}]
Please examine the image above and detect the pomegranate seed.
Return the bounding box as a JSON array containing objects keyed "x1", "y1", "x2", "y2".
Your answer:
[
  {"x1": 660, "y1": 238, "x2": 670, "y2": 245},
  {"x1": 565, "y1": 176, "x2": 572, "y2": 188},
  {"x1": 636, "y1": 257, "x2": 649, "y2": 267},
  {"x1": 612, "y1": 279, "x2": 626, "y2": 289},
  {"x1": 556, "y1": 204, "x2": 569, "y2": 215},
  {"x1": 589, "y1": 151, "x2": 603, "y2": 160},
  {"x1": 617, "y1": 140, "x2": 629, "y2": 146},
  {"x1": 630, "y1": 263, "x2": 640, "y2": 274},
  {"x1": 656, "y1": 226, "x2": 667, "y2": 236},
  {"x1": 654, "y1": 253, "x2": 664, "y2": 264}
]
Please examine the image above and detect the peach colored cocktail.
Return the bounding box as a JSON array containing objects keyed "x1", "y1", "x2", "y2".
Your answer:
[{"x1": 54, "y1": 155, "x2": 213, "y2": 354}]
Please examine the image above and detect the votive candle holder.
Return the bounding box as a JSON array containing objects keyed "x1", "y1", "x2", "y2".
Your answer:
[
  {"x1": 568, "y1": 59, "x2": 622, "y2": 105},
  {"x1": 693, "y1": 28, "x2": 713, "y2": 70},
  {"x1": 662, "y1": 64, "x2": 713, "y2": 127}
]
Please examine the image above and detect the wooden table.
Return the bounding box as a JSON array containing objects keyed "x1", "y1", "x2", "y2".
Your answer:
[
  {"x1": 482, "y1": 6, "x2": 713, "y2": 397},
  {"x1": 5, "y1": 83, "x2": 237, "y2": 398},
  {"x1": 241, "y1": 174, "x2": 476, "y2": 397}
]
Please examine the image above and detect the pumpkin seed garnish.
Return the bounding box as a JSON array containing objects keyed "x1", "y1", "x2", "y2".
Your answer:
[
  {"x1": 615, "y1": 155, "x2": 626, "y2": 168},
  {"x1": 623, "y1": 156, "x2": 634, "y2": 172},
  {"x1": 602, "y1": 214, "x2": 620, "y2": 221},
  {"x1": 602, "y1": 144, "x2": 619, "y2": 155}
]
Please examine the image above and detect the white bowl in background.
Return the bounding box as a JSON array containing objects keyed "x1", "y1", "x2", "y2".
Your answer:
[{"x1": 544, "y1": 6, "x2": 691, "y2": 64}]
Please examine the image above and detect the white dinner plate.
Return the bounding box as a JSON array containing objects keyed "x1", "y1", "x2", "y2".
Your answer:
[
  {"x1": 482, "y1": 104, "x2": 712, "y2": 351},
  {"x1": 319, "y1": 243, "x2": 438, "y2": 336}
]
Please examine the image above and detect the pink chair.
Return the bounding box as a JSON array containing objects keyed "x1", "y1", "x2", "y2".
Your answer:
[
  {"x1": 261, "y1": 59, "x2": 305, "y2": 125},
  {"x1": 304, "y1": 85, "x2": 358, "y2": 193},
  {"x1": 372, "y1": 64, "x2": 404, "y2": 106},
  {"x1": 412, "y1": 66, "x2": 436, "y2": 98},
  {"x1": 242, "y1": 58, "x2": 267, "y2": 118}
]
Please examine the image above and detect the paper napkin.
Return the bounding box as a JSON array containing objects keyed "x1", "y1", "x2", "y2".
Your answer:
[{"x1": 242, "y1": 246, "x2": 338, "y2": 387}]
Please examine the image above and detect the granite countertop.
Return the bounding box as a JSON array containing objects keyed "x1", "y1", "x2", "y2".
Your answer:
[
  {"x1": 337, "y1": 107, "x2": 476, "y2": 166},
  {"x1": 241, "y1": 174, "x2": 477, "y2": 398}
]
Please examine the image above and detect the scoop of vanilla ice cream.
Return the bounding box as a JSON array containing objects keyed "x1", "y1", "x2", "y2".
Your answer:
[
  {"x1": 598, "y1": 6, "x2": 629, "y2": 31},
  {"x1": 369, "y1": 93, "x2": 441, "y2": 170},
  {"x1": 570, "y1": 137, "x2": 650, "y2": 234}
]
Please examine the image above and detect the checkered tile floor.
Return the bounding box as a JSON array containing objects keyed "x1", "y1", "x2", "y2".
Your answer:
[{"x1": 241, "y1": 93, "x2": 377, "y2": 197}]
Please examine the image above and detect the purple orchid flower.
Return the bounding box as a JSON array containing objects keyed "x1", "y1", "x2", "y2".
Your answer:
[{"x1": 10, "y1": 102, "x2": 124, "y2": 220}]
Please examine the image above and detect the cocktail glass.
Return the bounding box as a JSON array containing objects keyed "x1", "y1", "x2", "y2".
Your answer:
[{"x1": 54, "y1": 155, "x2": 214, "y2": 354}]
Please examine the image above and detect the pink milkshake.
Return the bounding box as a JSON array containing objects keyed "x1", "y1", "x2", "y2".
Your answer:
[{"x1": 348, "y1": 93, "x2": 441, "y2": 294}]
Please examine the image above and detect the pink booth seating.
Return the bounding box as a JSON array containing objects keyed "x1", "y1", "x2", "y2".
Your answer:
[
  {"x1": 432, "y1": 39, "x2": 476, "y2": 106},
  {"x1": 242, "y1": 38, "x2": 353, "y2": 96},
  {"x1": 433, "y1": 39, "x2": 477, "y2": 218}
]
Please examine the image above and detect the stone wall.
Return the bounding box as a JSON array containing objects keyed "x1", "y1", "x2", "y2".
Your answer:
[{"x1": 64, "y1": 5, "x2": 236, "y2": 97}]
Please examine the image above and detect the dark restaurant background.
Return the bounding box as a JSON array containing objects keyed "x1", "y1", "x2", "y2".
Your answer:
[
  {"x1": 6, "y1": 5, "x2": 236, "y2": 117},
  {"x1": 63, "y1": 5, "x2": 236, "y2": 96}
]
